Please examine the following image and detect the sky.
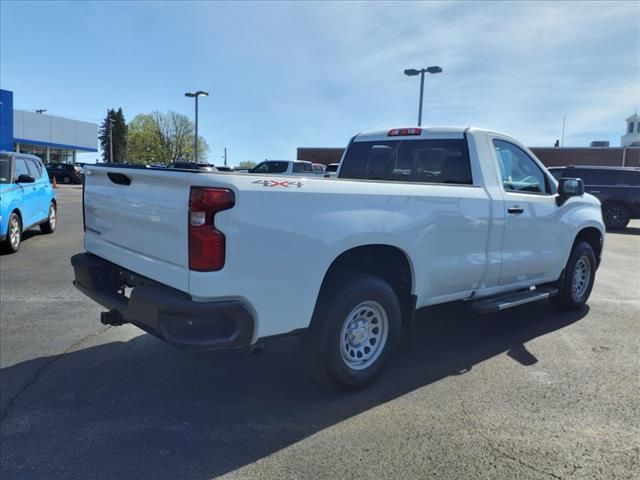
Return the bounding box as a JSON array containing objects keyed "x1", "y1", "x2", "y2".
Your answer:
[{"x1": 1, "y1": 0, "x2": 639, "y2": 165}]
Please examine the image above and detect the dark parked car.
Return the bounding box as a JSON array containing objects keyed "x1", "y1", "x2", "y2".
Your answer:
[
  {"x1": 549, "y1": 166, "x2": 640, "y2": 230},
  {"x1": 46, "y1": 163, "x2": 84, "y2": 184},
  {"x1": 167, "y1": 162, "x2": 217, "y2": 172}
]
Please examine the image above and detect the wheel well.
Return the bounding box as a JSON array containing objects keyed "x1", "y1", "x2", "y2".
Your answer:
[
  {"x1": 5, "y1": 209, "x2": 22, "y2": 235},
  {"x1": 317, "y1": 245, "x2": 415, "y2": 326},
  {"x1": 574, "y1": 227, "x2": 603, "y2": 263},
  {"x1": 11, "y1": 209, "x2": 22, "y2": 224}
]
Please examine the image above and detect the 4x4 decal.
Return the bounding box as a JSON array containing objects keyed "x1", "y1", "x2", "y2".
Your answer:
[{"x1": 252, "y1": 179, "x2": 303, "y2": 188}]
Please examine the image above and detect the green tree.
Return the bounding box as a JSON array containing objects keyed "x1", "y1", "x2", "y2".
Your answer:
[
  {"x1": 99, "y1": 108, "x2": 127, "y2": 162},
  {"x1": 238, "y1": 161, "x2": 257, "y2": 169},
  {"x1": 127, "y1": 111, "x2": 209, "y2": 164},
  {"x1": 127, "y1": 114, "x2": 162, "y2": 164}
]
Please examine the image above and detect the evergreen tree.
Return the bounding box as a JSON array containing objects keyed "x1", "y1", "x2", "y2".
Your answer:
[{"x1": 99, "y1": 108, "x2": 128, "y2": 162}]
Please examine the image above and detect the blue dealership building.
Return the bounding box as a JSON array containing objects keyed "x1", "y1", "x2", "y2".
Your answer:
[{"x1": 0, "y1": 89, "x2": 97, "y2": 163}]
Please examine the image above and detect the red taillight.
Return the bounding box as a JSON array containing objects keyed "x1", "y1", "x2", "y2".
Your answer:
[
  {"x1": 388, "y1": 128, "x2": 422, "y2": 137},
  {"x1": 189, "y1": 187, "x2": 235, "y2": 271}
]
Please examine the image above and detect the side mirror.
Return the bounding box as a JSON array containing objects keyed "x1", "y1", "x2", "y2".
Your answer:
[
  {"x1": 556, "y1": 177, "x2": 584, "y2": 206},
  {"x1": 16, "y1": 174, "x2": 35, "y2": 184}
]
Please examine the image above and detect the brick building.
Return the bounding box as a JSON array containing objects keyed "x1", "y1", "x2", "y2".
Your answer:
[{"x1": 297, "y1": 116, "x2": 640, "y2": 168}]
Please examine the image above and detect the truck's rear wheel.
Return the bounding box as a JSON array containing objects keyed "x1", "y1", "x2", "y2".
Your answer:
[
  {"x1": 305, "y1": 272, "x2": 401, "y2": 389},
  {"x1": 551, "y1": 241, "x2": 596, "y2": 311}
]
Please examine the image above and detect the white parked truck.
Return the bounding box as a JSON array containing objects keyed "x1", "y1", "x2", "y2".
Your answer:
[
  {"x1": 72, "y1": 126, "x2": 605, "y2": 388},
  {"x1": 248, "y1": 159, "x2": 315, "y2": 176}
]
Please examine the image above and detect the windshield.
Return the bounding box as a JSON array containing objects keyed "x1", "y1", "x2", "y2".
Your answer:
[{"x1": 0, "y1": 155, "x2": 11, "y2": 184}]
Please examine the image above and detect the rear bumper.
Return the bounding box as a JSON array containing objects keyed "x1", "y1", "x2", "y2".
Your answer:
[{"x1": 71, "y1": 253, "x2": 254, "y2": 350}]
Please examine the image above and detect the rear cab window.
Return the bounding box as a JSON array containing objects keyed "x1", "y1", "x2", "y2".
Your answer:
[{"x1": 339, "y1": 138, "x2": 473, "y2": 184}]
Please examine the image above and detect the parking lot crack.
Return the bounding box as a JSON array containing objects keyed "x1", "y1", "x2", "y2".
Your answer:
[
  {"x1": 0, "y1": 326, "x2": 110, "y2": 424},
  {"x1": 461, "y1": 402, "x2": 563, "y2": 480}
]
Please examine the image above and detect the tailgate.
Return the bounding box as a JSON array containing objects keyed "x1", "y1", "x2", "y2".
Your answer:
[{"x1": 83, "y1": 166, "x2": 191, "y2": 292}]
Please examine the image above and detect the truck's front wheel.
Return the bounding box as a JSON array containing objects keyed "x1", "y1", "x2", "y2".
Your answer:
[
  {"x1": 305, "y1": 273, "x2": 402, "y2": 389},
  {"x1": 551, "y1": 241, "x2": 596, "y2": 311}
]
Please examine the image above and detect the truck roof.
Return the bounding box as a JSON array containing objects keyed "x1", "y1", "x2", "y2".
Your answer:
[
  {"x1": 263, "y1": 159, "x2": 311, "y2": 163},
  {"x1": 354, "y1": 126, "x2": 471, "y2": 142}
]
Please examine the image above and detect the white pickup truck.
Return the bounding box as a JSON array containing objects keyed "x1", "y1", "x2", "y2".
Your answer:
[{"x1": 72, "y1": 126, "x2": 605, "y2": 388}]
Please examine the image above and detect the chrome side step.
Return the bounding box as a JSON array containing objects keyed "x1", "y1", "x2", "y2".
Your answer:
[{"x1": 471, "y1": 287, "x2": 558, "y2": 314}]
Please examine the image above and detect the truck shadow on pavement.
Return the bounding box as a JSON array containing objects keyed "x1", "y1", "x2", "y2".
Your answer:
[{"x1": 0, "y1": 301, "x2": 588, "y2": 480}]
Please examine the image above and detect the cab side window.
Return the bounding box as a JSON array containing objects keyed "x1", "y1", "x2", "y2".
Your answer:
[{"x1": 493, "y1": 140, "x2": 550, "y2": 194}]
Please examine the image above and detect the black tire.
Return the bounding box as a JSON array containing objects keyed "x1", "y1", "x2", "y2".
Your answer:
[
  {"x1": 1, "y1": 212, "x2": 22, "y2": 254},
  {"x1": 603, "y1": 203, "x2": 630, "y2": 230},
  {"x1": 551, "y1": 241, "x2": 597, "y2": 311},
  {"x1": 303, "y1": 272, "x2": 402, "y2": 389},
  {"x1": 63, "y1": 176, "x2": 71, "y2": 184},
  {"x1": 40, "y1": 202, "x2": 57, "y2": 234}
]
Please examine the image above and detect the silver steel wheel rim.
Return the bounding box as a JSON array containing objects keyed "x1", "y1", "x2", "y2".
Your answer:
[
  {"x1": 49, "y1": 205, "x2": 56, "y2": 229},
  {"x1": 572, "y1": 256, "x2": 591, "y2": 300},
  {"x1": 9, "y1": 217, "x2": 20, "y2": 248},
  {"x1": 340, "y1": 300, "x2": 388, "y2": 371}
]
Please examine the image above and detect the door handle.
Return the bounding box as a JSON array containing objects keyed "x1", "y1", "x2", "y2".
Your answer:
[{"x1": 507, "y1": 206, "x2": 524, "y2": 214}]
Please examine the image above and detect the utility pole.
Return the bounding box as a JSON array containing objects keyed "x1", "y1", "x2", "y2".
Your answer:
[
  {"x1": 224, "y1": 147, "x2": 227, "y2": 166},
  {"x1": 108, "y1": 111, "x2": 114, "y2": 163},
  {"x1": 561, "y1": 115, "x2": 566, "y2": 147}
]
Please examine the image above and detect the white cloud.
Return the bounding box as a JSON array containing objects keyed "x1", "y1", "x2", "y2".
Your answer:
[{"x1": 205, "y1": 0, "x2": 639, "y2": 151}]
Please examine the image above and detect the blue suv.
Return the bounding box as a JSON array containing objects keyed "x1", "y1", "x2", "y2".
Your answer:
[{"x1": 0, "y1": 152, "x2": 57, "y2": 253}]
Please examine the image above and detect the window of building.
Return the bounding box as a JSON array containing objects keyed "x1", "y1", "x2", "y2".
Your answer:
[
  {"x1": 50, "y1": 149, "x2": 73, "y2": 164},
  {"x1": 17, "y1": 144, "x2": 47, "y2": 163},
  {"x1": 629, "y1": 122, "x2": 635, "y2": 134},
  {"x1": 492, "y1": 139, "x2": 549, "y2": 194}
]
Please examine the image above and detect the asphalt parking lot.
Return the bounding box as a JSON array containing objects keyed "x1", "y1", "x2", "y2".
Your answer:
[{"x1": 1, "y1": 185, "x2": 638, "y2": 480}]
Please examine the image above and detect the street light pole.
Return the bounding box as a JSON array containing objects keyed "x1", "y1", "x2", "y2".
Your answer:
[
  {"x1": 185, "y1": 91, "x2": 209, "y2": 162},
  {"x1": 404, "y1": 66, "x2": 442, "y2": 126}
]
